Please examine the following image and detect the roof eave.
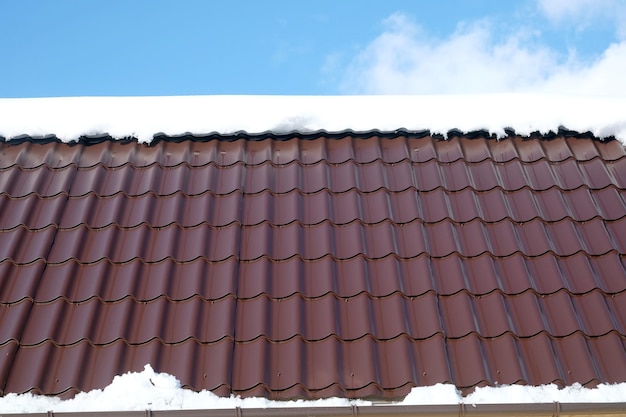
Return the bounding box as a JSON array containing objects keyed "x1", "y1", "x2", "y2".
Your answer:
[{"x1": 5, "y1": 403, "x2": 626, "y2": 417}]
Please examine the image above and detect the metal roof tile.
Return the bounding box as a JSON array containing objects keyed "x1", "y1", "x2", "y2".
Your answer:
[
  {"x1": 4, "y1": 339, "x2": 235, "y2": 396},
  {"x1": 0, "y1": 260, "x2": 44, "y2": 303},
  {"x1": 0, "y1": 132, "x2": 625, "y2": 400},
  {"x1": 592, "y1": 186, "x2": 626, "y2": 220},
  {"x1": 570, "y1": 137, "x2": 619, "y2": 161},
  {"x1": 33, "y1": 258, "x2": 239, "y2": 303},
  {"x1": 0, "y1": 300, "x2": 32, "y2": 344},
  {"x1": 20, "y1": 296, "x2": 237, "y2": 346}
]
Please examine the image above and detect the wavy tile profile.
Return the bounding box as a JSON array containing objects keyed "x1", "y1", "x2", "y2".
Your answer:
[{"x1": 0, "y1": 132, "x2": 625, "y2": 400}]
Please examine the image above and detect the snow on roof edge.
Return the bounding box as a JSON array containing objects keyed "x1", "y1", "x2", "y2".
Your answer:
[
  {"x1": 1, "y1": 127, "x2": 615, "y2": 145},
  {"x1": 3, "y1": 365, "x2": 626, "y2": 413},
  {"x1": 0, "y1": 94, "x2": 625, "y2": 143}
]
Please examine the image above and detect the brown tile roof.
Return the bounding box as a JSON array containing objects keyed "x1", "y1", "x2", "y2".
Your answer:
[{"x1": 0, "y1": 131, "x2": 625, "y2": 400}]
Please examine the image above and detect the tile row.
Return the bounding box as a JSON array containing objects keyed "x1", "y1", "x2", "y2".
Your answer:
[
  {"x1": 1, "y1": 186, "x2": 624, "y2": 230},
  {"x1": 2, "y1": 135, "x2": 624, "y2": 169},
  {"x1": 2, "y1": 252, "x2": 625, "y2": 304},
  {"x1": 2, "y1": 156, "x2": 624, "y2": 198},
  {"x1": 2, "y1": 332, "x2": 624, "y2": 398},
  {"x1": 2, "y1": 217, "x2": 624, "y2": 264},
  {"x1": 2, "y1": 289, "x2": 624, "y2": 346}
]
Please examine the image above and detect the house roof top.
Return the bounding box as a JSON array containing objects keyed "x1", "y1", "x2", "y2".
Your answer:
[
  {"x1": 1, "y1": 95, "x2": 626, "y2": 142},
  {"x1": 0, "y1": 130, "x2": 625, "y2": 401}
]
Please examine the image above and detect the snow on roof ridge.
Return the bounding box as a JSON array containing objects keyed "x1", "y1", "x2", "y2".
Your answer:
[{"x1": 0, "y1": 94, "x2": 625, "y2": 143}]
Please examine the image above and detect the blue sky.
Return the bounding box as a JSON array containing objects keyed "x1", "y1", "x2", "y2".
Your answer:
[{"x1": 1, "y1": 0, "x2": 624, "y2": 97}]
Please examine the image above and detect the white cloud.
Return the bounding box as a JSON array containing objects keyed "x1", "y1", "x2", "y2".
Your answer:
[
  {"x1": 338, "y1": 12, "x2": 626, "y2": 95},
  {"x1": 537, "y1": 0, "x2": 626, "y2": 38}
]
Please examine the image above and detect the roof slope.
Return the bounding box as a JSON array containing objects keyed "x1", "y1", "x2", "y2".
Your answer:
[{"x1": 0, "y1": 131, "x2": 625, "y2": 400}]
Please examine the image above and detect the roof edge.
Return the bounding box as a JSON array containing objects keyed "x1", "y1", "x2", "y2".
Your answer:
[
  {"x1": 0, "y1": 127, "x2": 615, "y2": 146},
  {"x1": 4, "y1": 403, "x2": 626, "y2": 417}
]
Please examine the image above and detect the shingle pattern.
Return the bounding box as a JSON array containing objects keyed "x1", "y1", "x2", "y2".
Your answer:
[{"x1": 0, "y1": 132, "x2": 625, "y2": 400}]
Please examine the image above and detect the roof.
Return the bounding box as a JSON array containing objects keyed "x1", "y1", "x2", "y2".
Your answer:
[{"x1": 0, "y1": 130, "x2": 625, "y2": 401}]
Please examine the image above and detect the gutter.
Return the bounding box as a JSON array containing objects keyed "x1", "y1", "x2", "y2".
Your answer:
[{"x1": 3, "y1": 403, "x2": 626, "y2": 417}]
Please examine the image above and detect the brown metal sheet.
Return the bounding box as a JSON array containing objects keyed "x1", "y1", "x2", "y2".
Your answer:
[
  {"x1": 557, "y1": 137, "x2": 614, "y2": 162},
  {"x1": 592, "y1": 186, "x2": 626, "y2": 219},
  {"x1": 2, "y1": 135, "x2": 624, "y2": 168},
  {"x1": 321, "y1": 252, "x2": 626, "y2": 298},
  {"x1": 0, "y1": 194, "x2": 66, "y2": 230},
  {"x1": 17, "y1": 217, "x2": 626, "y2": 263},
  {"x1": 0, "y1": 299, "x2": 33, "y2": 344},
  {"x1": 0, "y1": 226, "x2": 57, "y2": 264},
  {"x1": 7, "y1": 332, "x2": 623, "y2": 399},
  {"x1": 432, "y1": 137, "x2": 465, "y2": 163},
  {"x1": 19, "y1": 296, "x2": 236, "y2": 345},
  {"x1": 0, "y1": 166, "x2": 74, "y2": 197},
  {"x1": 1, "y1": 133, "x2": 625, "y2": 401},
  {"x1": 0, "y1": 142, "x2": 78, "y2": 170},
  {"x1": 4, "y1": 339, "x2": 235, "y2": 396},
  {"x1": 353, "y1": 136, "x2": 384, "y2": 163},
  {"x1": 0, "y1": 260, "x2": 45, "y2": 303},
  {"x1": 32, "y1": 258, "x2": 240, "y2": 303}
]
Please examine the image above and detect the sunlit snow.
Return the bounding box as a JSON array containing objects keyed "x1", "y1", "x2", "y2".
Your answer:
[
  {"x1": 0, "y1": 95, "x2": 625, "y2": 143},
  {"x1": 1, "y1": 365, "x2": 626, "y2": 413}
]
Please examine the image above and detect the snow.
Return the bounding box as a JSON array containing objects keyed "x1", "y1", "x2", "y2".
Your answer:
[
  {"x1": 0, "y1": 95, "x2": 625, "y2": 143},
  {"x1": 1, "y1": 365, "x2": 625, "y2": 413}
]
